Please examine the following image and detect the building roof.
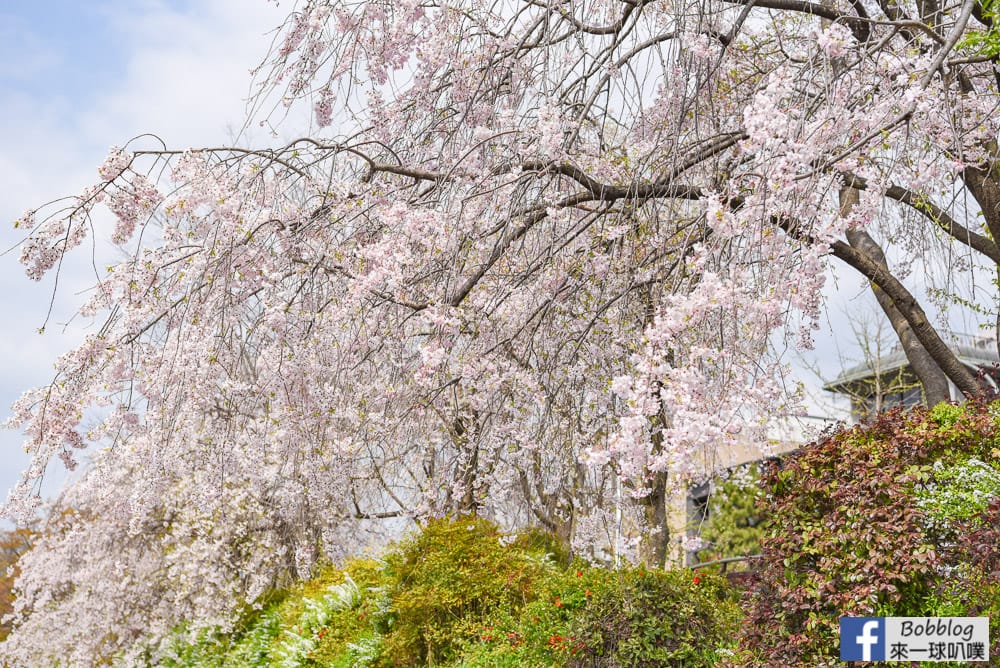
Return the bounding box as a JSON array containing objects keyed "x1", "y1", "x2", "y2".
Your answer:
[{"x1": 824, "y1": 333, "x2": 1000, "y2": 394}]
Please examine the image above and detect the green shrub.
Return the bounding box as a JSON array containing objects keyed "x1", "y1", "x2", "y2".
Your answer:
[
  {"x1": 153, "y1": 517, "x2": 743, "y2": 667},
  {"x1": 156, "y1": 560, "x2": 379, "y2": 667},
  {"x1": 509, "y1": 524, "x2": 572, "y2": 568},
  {"x1": 565, "y1": 567, "x2": 740, "y2": 667},
  {"x1": 457, "y1": 563, "x2": 741, "y2": 667},
  {"x1": 915, "y1": 456, "x2": 1000, "y2": 541},
  {"x1": 455, "y1": 564, "x2": 593, "y2": 667}
]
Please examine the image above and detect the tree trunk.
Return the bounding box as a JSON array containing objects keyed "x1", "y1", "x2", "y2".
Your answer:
[
  {"x1": 962, "y1": 157, "x2": 1000, "y2": 363},
  {"x1": 517, "y1": 461, "x2": 575, "y2": 556},
  {"x1": 963, "y1": 154, "x2": 1000, "y2": 244},
  {"x1": 637, "y1": 470, "x2": 669, "y2": 569},
  {"x1": 451, "y1": 415, "x2": 483, "y2": 515},
  {"x1": 633, "y1": 286, "x2": 672, "y2": 569}
]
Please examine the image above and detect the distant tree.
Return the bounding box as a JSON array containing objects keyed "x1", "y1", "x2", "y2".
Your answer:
[
  {"x1": 812, "y1": 309, "x2": 926, "y2": 420},
  {"x1": 5, "y1": 0, "x2": 1000, "y2": 662},
  {"x1": 0, "y1": 524, "x2": 34, "y2": 641},
  {"x1": 694, "y1": 464, "x2": 765, "y2": 566}
]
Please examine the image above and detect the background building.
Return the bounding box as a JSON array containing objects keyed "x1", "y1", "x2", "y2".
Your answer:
[{"x1": 824, "y1": 332, "x2": 1000, "y2": 422}]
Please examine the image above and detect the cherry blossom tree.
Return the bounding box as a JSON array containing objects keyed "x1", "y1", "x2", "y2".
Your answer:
[{"x1": 4, "y1": 0, "x2": 1000, "y2": 662}]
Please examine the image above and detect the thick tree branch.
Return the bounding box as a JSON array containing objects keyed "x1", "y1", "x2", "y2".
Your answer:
[
  {"x1": 885, "y1": 185, "x2": 1000, "y2": 263},
  {"x1": 829, "y1": 236, "x2": 981, "y2": 397},
  {"x1": 771, "y1": 208, "x2": 979, "y2": 398},
  {"x1": 840, "y1": 172, "x2": 1000, "y2": 264},
  {"x1": 719, "y1": 0, "x2": 870, "y2": 40}
]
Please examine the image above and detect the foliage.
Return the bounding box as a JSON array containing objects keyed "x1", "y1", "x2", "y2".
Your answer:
[
  {"x1": 508, "y1": 525, "x2": 573, "y2": 569},
  {"x1": 917, "y1": 495, "x2": 1000, "y2": 664},
  {"x1": 373, "y1": 516, "x2": 548, "y2": 666},
  {"x1": 154, "y1": 517, "x2": 740, "y2": 667},
  {"x1": 566, "y1": 567, "x2": 741, "y2": 667},
  {"x1": 459, "y1": 565, "x2": 740, "y2": 668},
  {"x1": 694, "y1": 464, "x2": 766, "y2": 566},
  {"x1": 739, "y1": 401, "x2": 1000, "y2": 667},
  {"x1": 960, "y1": 0, "x2": 1000, "y2": 57},
  {"x1": 915, "y1": 456, "x2": 1000, "y2": 542},
  {"x1": 155, "y1": 560, "x2": 380, "y2": 668}
]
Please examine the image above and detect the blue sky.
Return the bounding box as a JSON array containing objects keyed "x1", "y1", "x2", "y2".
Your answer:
[
  {"x1": 0, "y1": 0, "x2": 286, "y2": 512},
  {"x1": 0, "y1": 3, "x2": 129, "y2": 102}
]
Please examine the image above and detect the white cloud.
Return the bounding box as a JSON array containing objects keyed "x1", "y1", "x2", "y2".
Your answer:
[{"x1": 83, "y1": 0, "x2": 288, "y2": 146}]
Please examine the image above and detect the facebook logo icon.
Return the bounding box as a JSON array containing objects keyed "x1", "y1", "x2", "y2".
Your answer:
[{"x1": 841, "y1": 617, "x2": 885, "y2": 661}]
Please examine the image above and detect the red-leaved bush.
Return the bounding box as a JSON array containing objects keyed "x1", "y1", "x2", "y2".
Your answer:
[{"x1": 737, "y1": 401, "x2": 1000, "y2": 667}]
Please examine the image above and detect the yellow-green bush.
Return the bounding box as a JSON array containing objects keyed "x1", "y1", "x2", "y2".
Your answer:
[{"x1": 374, "y1": 516, "x2": 550, "y2": 666}]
